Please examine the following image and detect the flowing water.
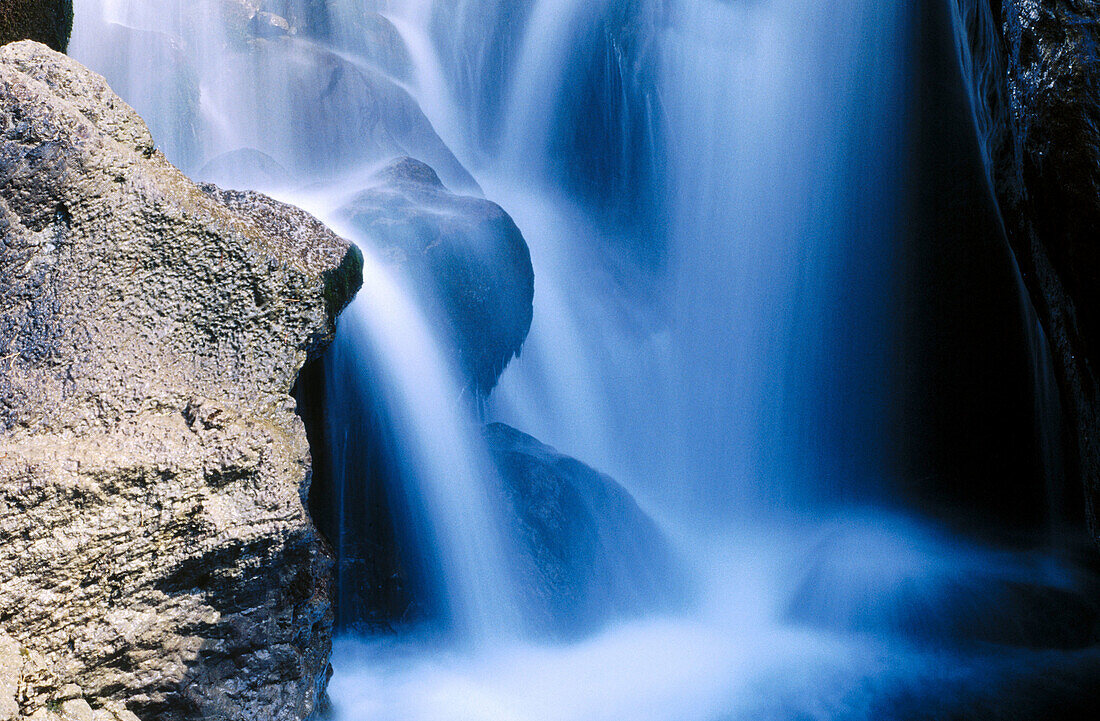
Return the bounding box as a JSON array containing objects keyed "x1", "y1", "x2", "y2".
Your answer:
[{"x1": 69, "y1": 0, "x2": 1099, "y2": 718}]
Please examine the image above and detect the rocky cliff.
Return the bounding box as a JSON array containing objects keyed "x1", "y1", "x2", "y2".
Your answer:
[
  {"x1": 0, "y1": 41, "x2": 362, "y2": 720},
  {"x1": 965, "y1": 1, "x2": 1100, "y2": 545}
]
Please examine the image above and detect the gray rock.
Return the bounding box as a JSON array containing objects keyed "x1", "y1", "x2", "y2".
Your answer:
[
  {"x1": 0, "y1": 41, "x2": 362, "y2": 721},
  {"x1": 484, "y1": 423, "x2": 685, "y2": 638},
  {"x1": 339, "y1": 157, "x2": 533, "y2": 395},
  {"x1": 0, "y1": 633, "x2": 134, "y2": 721},
  {"x1": 0, "y1": 0, "x2": 72, "y2": 52}
]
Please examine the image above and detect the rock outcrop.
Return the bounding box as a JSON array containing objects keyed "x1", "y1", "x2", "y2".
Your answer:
[
  {"x1": 339, "y1": 158, "x2": 534, "y2": 396},
  {"x1": 0, "y1": 0, "x2": 72, "y2": 52},
  {"x1": 964, "y1": 1, "x2": 1100, "y2": 545},
  {"x1": 0, "y1": 41, "x2": 362, "y2": 721},
  {"x1": 485, "y1": 423, "x2": 684, "y2": 638}
]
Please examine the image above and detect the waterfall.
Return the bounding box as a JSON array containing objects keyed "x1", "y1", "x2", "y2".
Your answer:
[
  {"x1": 70, "y1": 0, "x2": 525, "y2": 643},
  {"x1": 68, "y1": 0, "x2": 1100, "y2": 718},
  {"x1": 316, "y1": 243, "x2": 522, "y2": 642}
]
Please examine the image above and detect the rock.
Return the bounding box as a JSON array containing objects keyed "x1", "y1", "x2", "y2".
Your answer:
[
  {"x1": 249, "y1": 11, "x2": 292, "y2": 39},
  {"x1": 255, "y1": 39, "x2": 477, "y2": 191},
  {"x1": 0, "y1": 41, "x2": 362, "y2": 721},
  {"x1": 0, "y1": 633, "x2": 134, "y2": 721},
  {"x1": 339, "y1": 158, "x2": 534, "y2": 395},
  {"x1": 966, "y1": 2, "x2": 1100, "y2": 547},
  {"x1": 0, "y1": 0, "x2": 72, "y2": 52},
  {"x1": 484, "y1": 423, "x2": 685, "y2": 638},
  {"x1": 256, "y1": 2, "x2": 411, "y2": 78},
  {"x1": 69, "y1": 2, "x2": 465, "y2": 188}
]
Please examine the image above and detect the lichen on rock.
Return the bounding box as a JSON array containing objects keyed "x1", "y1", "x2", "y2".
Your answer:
[{"x1": 0, "y1": 41, "x2": 362, "y2": 720}]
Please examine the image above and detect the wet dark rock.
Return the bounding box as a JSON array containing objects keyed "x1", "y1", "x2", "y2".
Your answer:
[
  {"x1": 961, "y1": 1, "x2": 1100, "y2": 547},
  {"x1": 339, "y1": 157, "x2": 534, "y2": 396},
  {"x1": 485, "y1": 423, "x2": 685, "y2": 638},
  {"x1": 996, "y1": 1, "x2": 1100, "y2": 547},
  {"x1": 0, "y1": 0, "x2": 72, "y2": 52},
  {"x1": 0, "y1": 41, "x2": 362, "y2": 720}
]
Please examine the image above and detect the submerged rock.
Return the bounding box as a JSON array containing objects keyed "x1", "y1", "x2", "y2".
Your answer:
[
  {"x1": 339, "y1": 158, "x2": 534, "y2": 395},
  {"x1": 0, "y1": 41, "x2": 362, "y2": 721},
  {"x1": 0, "y1": 0, "x2": 72, "y2": 52},
  {"x1": 485, "y1": 423, "x2": 684, "y2": 638},
  {"x1": 197, "y1": 147, "x2": 293, "y2": 190},
  {"x1": 785, "y1": 515, "x2": 1100, "y2": 649},
  {"x1": 227, "y1": 38, "x2": 475, "y2": 190}
]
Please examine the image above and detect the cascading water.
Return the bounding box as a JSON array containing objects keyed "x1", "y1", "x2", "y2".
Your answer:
[
  {"x1": 69, "y1": 0, "x2": 1100, "y2": 718},
  {"x1": 311, "y1": 239, "x2": 524, "y2": 642}
]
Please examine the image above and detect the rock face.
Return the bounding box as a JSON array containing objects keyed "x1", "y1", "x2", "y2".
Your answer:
[
  {"x1": 339, "y1": 158, "x2": 534, "y2": 396},
  {"x1": 0, "y1": 41, "x2": 362, "y2": 721},
  {"x1": 0, "y1": 633, "x2": 139, "y2": 721},
  {"x1": 484, "y1": 423, "x2": 684, "y2": 638},
  {"x1": 0, "y1": 0, "x2": 72, "y2": 52},
  {"x1": 967, "y1": 1, "x2": 1100, "y2": 545}
]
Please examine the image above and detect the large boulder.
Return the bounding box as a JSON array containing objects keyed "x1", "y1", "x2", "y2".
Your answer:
[
  {"x1": 339, "y1": 158, "x2": 534, "y2": 396},
  {"x1": 0, "y1": 41, "x2": 362, "y2": 721},
  {"x1": 0, "y1": 0, "x2": 72, "y2": 52},
  {"x1": 484, "y1": 423, "x2": 684, "y2": 638},
  {"x1": 965, "y1": 1, "x2": 1100, "y2": 546}
]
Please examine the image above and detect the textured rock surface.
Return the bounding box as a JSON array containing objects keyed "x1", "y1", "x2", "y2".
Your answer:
[
  {"x1": 484, "y1": 423, "x2": 684, "y2": 638},
  {"x1": 0, "y1": 41, "x2": 362, "y2": 720},
  {"x1": 0, "y1": 633, "x2": 139, "y2": 721},
  {"x1": 339, "y1": 158, "x2": 534, "y2": 395},
  {"x1": 966, "y1": 1, "x2": 1100, "y2": 544},
  {"x1": 0, "y1": 0, "x2": 72, "y2": 52}
]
